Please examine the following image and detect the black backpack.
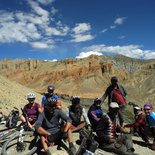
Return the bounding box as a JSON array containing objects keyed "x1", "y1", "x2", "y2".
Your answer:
[{"x1": 6, "y1": 109, "x2": 19, "y2": 129}]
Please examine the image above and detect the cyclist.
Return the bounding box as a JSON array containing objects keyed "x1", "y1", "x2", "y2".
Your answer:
[
  {"x1": 88, "y1": 98, "x2": 103, "y2": 131},
  {"x1": 19, "y1": 93, "x2": 42, "y2": 129},
  {"x1": 66, "y1": 96, "x2": 91, "y2": 132},
  {"x1": 41, "y1": 85, "x2": 59, "y2": 107},
  {"x1": 124, "y1": 105, "x2": 149, "y2": 144},
  {"x1": 101, "y1": 76, "x2": 127, "y2": 127},
  {"x1": 35, "y1": 98, "x2": 76, "y2": 155}
]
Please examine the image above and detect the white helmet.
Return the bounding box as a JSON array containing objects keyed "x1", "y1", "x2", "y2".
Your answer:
[{"x1": 27, "y1": 93, "x2": 36, "y2": 99}]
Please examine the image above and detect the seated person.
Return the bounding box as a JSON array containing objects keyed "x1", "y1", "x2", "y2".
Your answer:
[
  {"x1": 124, "y1": 105, "x2": 149, "y2": 144},
  {"x1": 96, "y1": 102, "x2": 135, "y2": 155},
  {"x1": 35, "y1": 98, "x2": 76, "y2": 155},
  {"x1": 19, "y1": 93, "x2": 42, "y2": 129},
  {"x1": 66, "y1": 96, "x2": 91, "y2": 132},
  {"x1": 144, "y1": 103, "x2": 155, "y2": 151},
  {"x1": 88, "y1": 98, "x2": 103, "y2": 131}
]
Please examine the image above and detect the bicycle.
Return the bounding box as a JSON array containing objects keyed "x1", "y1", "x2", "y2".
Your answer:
[{"x1": 1, "y1": 108, "x2": 38, "y2": 155}]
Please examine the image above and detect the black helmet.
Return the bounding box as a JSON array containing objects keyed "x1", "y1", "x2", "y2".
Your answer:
[
  {"x1": 46, "y1": 97, "x2": 57, "y2": 108},
  {"x1": 71, "y1": 96, "x2": 80, "y2": 105},
  {"x1": 94, "y1": 98, "x2": 101, "y2": 105},
  {"x1": 48, "y1": 85, "x2": 55, "y2": 91},
  {"x1": 111, "y1": 76, "x2": 118, "y2": 83}
]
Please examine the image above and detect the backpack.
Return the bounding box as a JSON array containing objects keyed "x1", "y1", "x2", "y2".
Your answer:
[{"x1": 5, "y1": 109, "x2": 19, "y2": 129}]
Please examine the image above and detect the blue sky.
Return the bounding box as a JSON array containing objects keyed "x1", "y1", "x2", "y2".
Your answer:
[{"x1": 0, "y1": 0, "x2": 155, "y2": 60}]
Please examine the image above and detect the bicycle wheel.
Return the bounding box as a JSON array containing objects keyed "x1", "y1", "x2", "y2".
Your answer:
[{"x1": 2, "y1": 131, "x2": 38, "y2": 155}]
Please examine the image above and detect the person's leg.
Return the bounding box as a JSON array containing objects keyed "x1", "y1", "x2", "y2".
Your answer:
[
  {"x1": 71, "y1": 122, "x2": 86, "y2": 132},
  {"x1": 40, "y1": 136, "x2": 51, "y2": 155},
  {"x1": 121, "y1": 134, "x2": 134, "y2": 152},
  {"x1": 118, "y1": 106, "x2": 126, "y2": 126},
  {"x1": 101, "y1": 143, "x2": 127, "y2": 155},
  {"x1": 19, "y1": 115, "x2": 26, "y2": 122}
]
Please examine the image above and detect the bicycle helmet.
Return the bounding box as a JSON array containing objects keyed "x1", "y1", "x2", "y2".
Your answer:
[
  {"x1": 46, "y1": 97, "x2": 57, "y2": 108},
  {"x1": 27, "y1": 93, "x2": 36, "y2": 99},
  {"x1": 94, "y1": 98, "x2": 102, "y2": 104},
  {"x1": 48, "y1": 85, "x2": 55, "y2": 91},
  {"x1": 71, "y1": 96, "x2": 80, "y2": 105}
]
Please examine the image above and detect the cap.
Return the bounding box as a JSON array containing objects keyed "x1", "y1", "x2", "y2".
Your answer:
[
  {"x1": 133, "y1": 106, "x2": 141, "y2": 110},
  {"x1": 144, "y1": 103, "x2": 153, "y2": 110},
  {"x1": 109, "y1": 102, "x2": 119, "y2": 108}
]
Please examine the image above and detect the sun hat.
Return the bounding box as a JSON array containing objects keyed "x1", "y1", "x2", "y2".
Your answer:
[
  {"x1": 109, "y1": 102, "x2": 119, "y2": 108},
  {"x1": 133, "y1": 106, "x2": 141, "y2": 110}
]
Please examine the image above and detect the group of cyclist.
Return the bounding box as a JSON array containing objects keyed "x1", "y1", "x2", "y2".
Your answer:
[{"x1": 18, "y1": 76, "x2": 155, "y2": 155}]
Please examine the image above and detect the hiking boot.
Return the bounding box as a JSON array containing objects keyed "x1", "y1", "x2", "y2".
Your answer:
[
  {"x1": 69, "y1": 145, "x2": 76, "y2": 155},
  {"x1": 45, "y1": 149, "x2": 51, "y2": 155}
]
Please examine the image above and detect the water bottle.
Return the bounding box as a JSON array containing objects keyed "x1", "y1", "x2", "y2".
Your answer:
[{"x1": 18, "y1": 125, "x2": 24, "y2": 143}]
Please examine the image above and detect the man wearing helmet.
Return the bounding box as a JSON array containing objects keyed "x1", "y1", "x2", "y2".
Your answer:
[
  {"x1": 35, "y1": 98, "x2": 76, "y2": 155},
  {"x1": 66, "y1": 96, "x2": 91, "y2": 132},
  {"x1": 42, "y1": 85, "x2": 59, "y2": 107},
  {"x1": 101, "y1": 76, "x2": 127, "y2": 127},
  {"x1": 20, "y1": 93, "x2": 42, "y2": 129},
  {"x1": 88, "y1": 98, "x2": 103, "y2": 131}
]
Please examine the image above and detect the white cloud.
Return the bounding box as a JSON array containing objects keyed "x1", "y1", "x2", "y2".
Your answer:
[
  {"x1": 30, "y1": 41, "x2": 54, "y2": 49},
  {"x1": 71, "y1": 23, "x2": 94, "y2": 42},
  {"x1": 110, "y1": 25, "x2": 116, "y2": 29},
  {"x1": 72, "y1": 23, "x2": 91, "y2": 34},
  {"x1": 101, "y1": 28, "x2": 108, "y2": 33},
  {"x1": 37, "y1": 0, "x2": 55, "y2": 5},
  {"x1": 71, "y1": 34, "x2": 94, "y2": 43},
  {"x1": 79, "y1": 44, "x2": 155, "y2": 59},
  {"x1": 76, "y1": 51, "x2": 103, "y2": 58},
  {"x1": 118, "y1": 35, "x2": 125, "y2": 39},
  {"x1": 114, "y1": 17, "x2": 126, "y2": 25},
  {"x1": 0, "y1": 1, "x2": 71, "y2": 49}
]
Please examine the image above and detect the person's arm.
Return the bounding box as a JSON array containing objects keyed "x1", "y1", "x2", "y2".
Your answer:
[
  {"x1": 101, "y1": 87, "x2": 109, "y2": 104},
  {"x1": 82, "y1": 108, "x2": 90, "y2": 125},
  {"x1": 35, "y1": 112, "x2": 50, "y2": 135},
  {"x1": 41, "y1": 96, "x2": 46, "y2": 106},
  {"x1": 65, "y1": 108, "x2": 70, "y2": 117}
]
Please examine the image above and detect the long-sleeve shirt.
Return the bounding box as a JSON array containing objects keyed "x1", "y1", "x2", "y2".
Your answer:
[
  {"x1": 96, "y1": 113, "x2": 115, "y2": 144},
  {"x1": 125, "y1": 112, "x2": 146, "y2": 132},
  {"x1": 35, "y1": 109, "x2": 71, "y2": 133}
]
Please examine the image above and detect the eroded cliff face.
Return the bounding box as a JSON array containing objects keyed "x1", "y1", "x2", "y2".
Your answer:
[
  {"x1": 0, "y1": 55, "x2": 154, "y2": 104},
  {"x1": 0, "y1": 55, "x2": 129, "y2": 97}
]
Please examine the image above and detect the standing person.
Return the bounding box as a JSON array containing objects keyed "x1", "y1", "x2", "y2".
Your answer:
[
  {"x1": 96, "y1": 102, "x2": 136, "y2": 155},
  {"x1": 124, "y1": 105, "x2": 149, "y2": 144},
  {"x1": 101, "y1": 76, "x2": 127, "y2": 126},
  {"x1": 66, "y1": 96, "x2": 91, "y2": 132},
  {"x1": 144, "y1": 103, "x2": 155, "y2": 151},
  {"x1": 35, "y1": 98, "x2": 76, "y2": 155},
  {"x1": 41, "y1": 85, "x2": 59, "y2": 107},
  {"x1": 20, "y1": 93, "x2": 42, "y2": 129},
  {"x1": 88, "y1": 98, "x2": 103, "y2": 131}
]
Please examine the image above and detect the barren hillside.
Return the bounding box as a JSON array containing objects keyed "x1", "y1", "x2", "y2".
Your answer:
[{"x1": 0, "y1": 55, "x2": 155, "y2": 108}]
